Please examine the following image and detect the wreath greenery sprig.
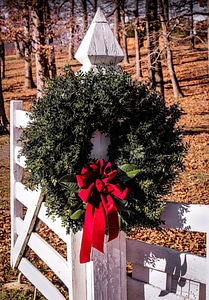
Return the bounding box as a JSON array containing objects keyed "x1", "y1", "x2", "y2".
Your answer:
[{"x1": 20, "y1": 65, "x2": 186, "y2": 234}]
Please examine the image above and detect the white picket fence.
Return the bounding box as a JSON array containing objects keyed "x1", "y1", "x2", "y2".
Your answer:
[{"x1": 10, "y1": 100, "x2": 209, "y2": 300}]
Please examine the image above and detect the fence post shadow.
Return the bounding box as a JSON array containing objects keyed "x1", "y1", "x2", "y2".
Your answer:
[{"x1": 127, "y1": 202, "x2": 193, "y2": 299}]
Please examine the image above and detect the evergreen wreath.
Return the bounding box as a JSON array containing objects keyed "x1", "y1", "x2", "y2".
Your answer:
[{"x1": 20, "y1": 65, "x2": 186, "y2": 234}]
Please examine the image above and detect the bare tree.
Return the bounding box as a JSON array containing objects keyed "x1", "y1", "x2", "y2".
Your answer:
[
  {"x1": 45, "y1": 0, "x2": 57, "y2": 77},
  {"x1": 146, "y1": 0, "x2": 164, "y2": 97},
  {"x1": 158, "y1": 0, "x2": 184, "y2": 98},
  {"x1": 23, "y1": 3, "x2": 36, "y2": 89},
  {"x1": 32, "y1": 0, "x2": 52, "y2": 98},
  {"x1": 4, "y1": 0, "x2": 36, "y2": 88}
]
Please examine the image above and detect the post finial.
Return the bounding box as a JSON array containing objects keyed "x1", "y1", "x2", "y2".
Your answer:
[{"x1": 75, "y1": 8, "x2": 124, "y2": 72}]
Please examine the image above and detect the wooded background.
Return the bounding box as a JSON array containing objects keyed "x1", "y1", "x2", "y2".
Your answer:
[{"x1": 0, "y1": 0, "x2": 208, "y2": 131}]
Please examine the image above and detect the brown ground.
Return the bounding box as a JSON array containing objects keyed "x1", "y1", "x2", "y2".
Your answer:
[{"x1": 0, "y1": 42, "x2": 209, "y2": 297}]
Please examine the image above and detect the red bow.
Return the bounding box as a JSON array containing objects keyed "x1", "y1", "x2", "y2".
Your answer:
[{"x1": 76, "y1": 159, "x2": 129, "y2": 263}]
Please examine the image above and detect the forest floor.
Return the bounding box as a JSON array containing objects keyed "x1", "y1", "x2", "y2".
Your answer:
[{"x1": 0, "y1": 42, "x2": 209, "y2": 299}]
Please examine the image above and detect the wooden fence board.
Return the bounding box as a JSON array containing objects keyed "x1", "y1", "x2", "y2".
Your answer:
[
  {"x1": 38, "y1": 205, "x2": 69, "y2": 244},
  {"x1": 12, "y1": 192, "x2": 44, "y2": 268},
  {"x1": 160, "y1": 202, "x2": 209, "y2": 233},
  {"x1": 28, "y1": 232, "x2": 70, "y2": 288},
  {"x1": 18, "y1": 258, "x2": 65, "y2": 300},
  {"x1": 127, "y1": 238, "x2": 207, "y2": 284},
  {"x1": 127, "y1": 277, "x2": 185, "y2": 300},
  {"x1": 14, "y1": 109, "x2": 30, "y2": 128},
  {"x1": 10, "y1": 101, "x2": 24, "y2": 265},
  {"x1": 67, "y1": 231, "x2": 92, "y2": 300},
  {"x1": 15, "y1": 182, "x2": 40, "y2": 207},
  {"x1": 14, "y1": 145, "x2": 26, "y2": 168}
]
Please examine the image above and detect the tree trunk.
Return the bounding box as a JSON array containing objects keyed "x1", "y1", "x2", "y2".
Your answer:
[
  {"x1": 121, "y1": 0, "x2": 129, "y2": 64},
  {"x1": 93, "y1": 0, "x2": 97, "y2": 13},
  {"x1": 0, "y1": 65, "x2": 9, "y2": 133},
  {"x1": 0, "y1": 42, "x2": 5, "y2": 79},
  {"x1": 158, "y1": 0, "x2": 184, "y2": 98},
  {"x1": 45, "y1": 0, "x2": 57, "y2": 78},
  {"x1": 23, "y1": 6, "x2": 36, "y2": 89},
  {"x1": 134, "y1": 0, "x2": 142, "y2": 78},
  {"x1": 114, "y1": 0, "x2": 120, "y2": 43},
  {"x1": 14, "y1": 40, "x2": 24, "y2": 59},
  {"x1": 32, "y1": 0, "x2": 50, "y2": 98},
  {"x1": 146, "y1": 0, "x2": 164, "y2": 97},
  {"x1": 82, "y1": 0, "x2": 88, "y2": 35},
  {"x1": 189, "y1": 0, "x2": 195, "y2": 49},
  {"x1": 68, "y1": 0, "x2": 75, "y2": 60}
]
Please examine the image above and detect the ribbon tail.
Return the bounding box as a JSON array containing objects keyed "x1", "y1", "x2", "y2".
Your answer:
[
  {"x1": 102, "y1": 195, "x2": 119, "y2": 242},
  {"x1": 80, "y1": 203, "x2": 94, "y2": 263},
  {"x1": 92, "y1": 199, "x2": 106, "y2": 253}
]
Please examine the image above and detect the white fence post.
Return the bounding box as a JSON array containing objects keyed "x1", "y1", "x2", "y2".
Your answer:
[
  {"x1": 10, "y1": 100, "x2": 24, "y2": 266},
  {"x1": 75, "y1": 7, "x2": 127, "y2": 300}
]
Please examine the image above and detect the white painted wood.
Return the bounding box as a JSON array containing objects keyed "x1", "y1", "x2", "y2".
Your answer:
[
  {"x1": 38, "y1": 204, "x2": 69, "y2": 244},
  {"x1": 75, "y1": 7, "x2": 124, "y2": 72},
  {"x1": 12, "y1": 192, "x2": 44, "y2": 268},
  {"x1": 160, "y1": 202, "x2": 209, "y2": 233},
  {"x1": 67, "y1": 230, "x2": 91, "y2": 300},
  {"x1": 127, "y1": 238, "x2": 206, "y2": 285},
  {"x1": 28, "y1": 232, "x2": 70, "y2": 288},
  {"x1": 92, "y1": 231, "x2": 127, "y2": 300},
  {"x1": 206, "y1": 232, "x2": 209, "y2": 300},
  {"x1": 15, "y1": 182, "x2": 41, "y2": 208},
  {"x1": 15, "y1": 146, "x2": 26, "y2": 168},
  {"x1": 18, "y1": 258, "x2": 65, "y2": 300},
  {"x1": 14, "y1": 109, "x2": 30, "y2": 128},
  {"x1": 90, "y1": 130, "x2": 110, "y2": 161},
  {"x1": 127, "y1": 277, "x2": 185, "y2": 300},
  {"x1": 10, "y1": 101, "x2": 24, "y2": 266}
]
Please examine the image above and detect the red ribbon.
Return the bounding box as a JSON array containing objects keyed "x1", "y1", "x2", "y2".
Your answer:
[{"x1": 76, "y1": 159, "x2": 129, "y2": 263}]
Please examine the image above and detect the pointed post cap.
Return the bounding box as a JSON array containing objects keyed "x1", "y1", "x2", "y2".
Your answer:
[{"x1": 75, "y1": 7, "x2": 124, "y2": 71}]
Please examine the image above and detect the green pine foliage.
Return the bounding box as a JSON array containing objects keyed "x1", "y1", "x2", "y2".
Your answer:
[{"x1": 20, "y1": 65, "x2": 186, "y2": 233}]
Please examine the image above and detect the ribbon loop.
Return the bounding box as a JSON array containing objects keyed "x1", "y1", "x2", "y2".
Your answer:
[{"x1": 76, "y1": 159, "x2": 129, "y2": 263}]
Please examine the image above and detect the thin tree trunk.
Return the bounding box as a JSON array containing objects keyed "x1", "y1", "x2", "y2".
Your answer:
[
  {"x1": 158, "y1": 0, "x2": 184, "y2": 98},
  {"x1": 146, "y1": 0, "x2": 164, "y2": 97},
  {"x1": 189, "y1": 0, "x2": 195, "y2": 49},
  {"x1": 23, "y1": 6, "x2": 36, "y2": 89},
  {"x1": 114, "y1": 0, "x2": 120, "y2": 42},
  {"x1": 0, "y1": 64, "x2": 9, "y2": 133},
  {"x1": 121, "y1": 0, "x2": 129, "y2": 64},
  {"x1": 0, "y1": 42, "x2": 5, "y2": 79},
  {"x1": 32, "y1": 1, "x2": 50, "y2": 98},
  {"x1": 45, "y1": 1, "x2": 56, "y2": 78},
  {"x1": 134, "y1": 0, "x2": 142, "y2": 78},
  {"x1": 24, "y1": 44, "x2": 36, "y2": 89},
  {"x1": 82, "y1": 0, "x2": 88, "y2": 34},
  {"x1": 68, "y1": 0, "x2": 75, "y2": 60},
  {"x1": 93, "y1": 0, "x2": 97, "y2": 13},
  {"x1": 14, "y1": 40, "x2": 24, "y2": 59}
]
